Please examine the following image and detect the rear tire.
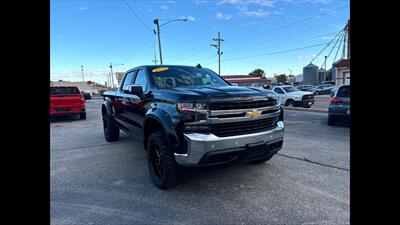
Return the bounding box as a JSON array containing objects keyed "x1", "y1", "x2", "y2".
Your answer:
[
  {"x1": 328, "y1": 115, "x2": 335, "y2": 126},
  {"x1": 79, "y1": 112, "x2": 86, "y2": 120},
  {"x1": 147, "y1": 131, "x2": 177, "y2": 189},
  {"x1": 103, "y1": 113, "x2": 119, "y2": 142}
]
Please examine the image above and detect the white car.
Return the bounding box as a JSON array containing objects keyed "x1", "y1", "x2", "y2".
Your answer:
[{"x1": 272, "y1": 85, "x2": 315, "y2": 108}]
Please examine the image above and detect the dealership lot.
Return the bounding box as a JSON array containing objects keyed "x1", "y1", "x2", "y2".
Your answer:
[{"x1": 51, "y1": 98, "x2": 349, "y2": 225}]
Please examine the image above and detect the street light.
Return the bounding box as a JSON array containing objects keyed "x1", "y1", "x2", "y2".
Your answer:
[
  {"x1": 153, "y1": 18, "x2": 188, "y2": 65},
  {"x1": 109, "y1": 63, "x2": 124, "y2": 88},
  {"x1": 81, "y1": 65, "x2": 84, "y2": 82}
]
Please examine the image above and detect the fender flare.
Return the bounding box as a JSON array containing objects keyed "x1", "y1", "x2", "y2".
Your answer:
[
  {"x1": 101, "y1": 101, "x2": 113, "y2": 116},
  {"x1": 144, "y1": 109, "x2": 180, "y2": 150}
]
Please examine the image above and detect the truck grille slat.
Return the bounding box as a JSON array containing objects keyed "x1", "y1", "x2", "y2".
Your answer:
[
  {"x1": 210, "y1": 117, "x2": 277, "y2": 137},
  {"x1": 208, "y1": 99, "x2": 277, "y2": 110}
]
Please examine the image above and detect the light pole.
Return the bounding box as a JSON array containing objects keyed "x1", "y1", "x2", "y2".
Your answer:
[
  {"x1": 81, "y1": 65, "x2": 84, "y2": 82},
  {"x1": 109, "y1": 63, "x2": 124, "y2": 88},
  {"x1": 153, "y1": 18, "x2": 188, "y2": 65}
]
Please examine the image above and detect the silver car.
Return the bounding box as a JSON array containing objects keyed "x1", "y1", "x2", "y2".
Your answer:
[{"x1": 328, "y1": 85, "x2": 350, "y2": 125}]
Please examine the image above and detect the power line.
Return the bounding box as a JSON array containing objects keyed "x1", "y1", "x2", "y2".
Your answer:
[
  {"x1": 225, "y1": 5, "x2": 349, "y2": 43},
  {"x1": 203, "y1": 42, "x2": 329, "y2": 67},
  {"x1": 333, "y1": 32, "x2": 344, "y2": 63},
  {"x1": 123, "y1": 34, "x2": 155, "y2": 64},
  {"x1": 310, "y1": 28, "x2": 344, "y2": 64},
  {"x1": 122, "y1": 0, "x2": 152, "y2": 31}
]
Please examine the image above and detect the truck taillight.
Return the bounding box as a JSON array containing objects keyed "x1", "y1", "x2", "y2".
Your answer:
[{"x1": 330, "y1": 98, "x2": 343, "y2": 104}]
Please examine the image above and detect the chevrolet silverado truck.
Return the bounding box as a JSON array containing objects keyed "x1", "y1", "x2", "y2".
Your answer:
[
  {"x1": 50, "y1": 86, "x2": 86, "y2": 119},
  {"x1": 101, "y1": 65, "x2": 284, "y2": 189}
]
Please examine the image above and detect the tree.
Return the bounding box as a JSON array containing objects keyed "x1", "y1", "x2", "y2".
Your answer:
[
  {"x1": 249, "y1": 68, "x2": 266, "y2": 78},
  {"x1": 275, "y1": 74, "x2": 288, "y2": 84}
]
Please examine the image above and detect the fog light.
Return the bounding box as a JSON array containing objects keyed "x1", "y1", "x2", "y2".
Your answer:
[{"x1": 277, "y1": 121, "x2": 284, "y2": 128}]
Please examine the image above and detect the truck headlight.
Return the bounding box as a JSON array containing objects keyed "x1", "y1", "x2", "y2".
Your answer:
[{"x1": 176, "y1": 103, "x2": 206, "y2": 112}]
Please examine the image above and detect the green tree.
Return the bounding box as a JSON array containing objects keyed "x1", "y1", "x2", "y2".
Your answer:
[
  {"x1": 275, "y1": 74, "x2": 287, "y2": 83},
  {"x1": 249, "y1": 68, "x2": 266, "y2": 78}
]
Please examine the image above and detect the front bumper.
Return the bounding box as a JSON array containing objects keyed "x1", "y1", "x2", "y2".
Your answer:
[{"x1": 174, "y1": 121, "x2": 284, "y2": 166}]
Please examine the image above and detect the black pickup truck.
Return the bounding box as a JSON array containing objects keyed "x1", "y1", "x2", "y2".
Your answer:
[{"x1": 102, "y1": 65, "x2": 285, "y2": 189}]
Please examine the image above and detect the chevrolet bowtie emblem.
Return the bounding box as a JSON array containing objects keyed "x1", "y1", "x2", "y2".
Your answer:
[{"x1": 246, "y1": 110, "x2": 262, "y2": 119}]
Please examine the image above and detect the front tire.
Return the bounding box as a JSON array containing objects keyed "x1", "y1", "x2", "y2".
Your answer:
[
  {"x1": 286, "y1": 99, "x2": 295, "y2": 107},
  {"x1": 314, "y1": 91, "x2": 320, "y2": 95},
  {"x1": 103, "y1": 113, "x2": 119, "y2": 142},
  {"x1": 147, "y1": 131, "x2": 177, "y2": 189}
]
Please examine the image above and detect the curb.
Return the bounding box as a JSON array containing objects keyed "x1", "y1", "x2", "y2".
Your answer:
[{"x1": 282, "y1": 106, "x2": 328, "y2": 114}]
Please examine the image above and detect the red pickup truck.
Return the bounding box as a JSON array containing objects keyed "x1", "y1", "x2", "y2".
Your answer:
[{"x1": 50, "y1": 86, "x2": 86, "y2": 119}]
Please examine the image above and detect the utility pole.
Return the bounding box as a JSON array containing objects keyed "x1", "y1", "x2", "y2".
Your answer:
[
  {"x1": 211, "y1": 32, "x2": 224, "y2": 76},
  {"x1": 109, "y1": 63, "x2": 115, "y2": 88},
  {"x1": 324, "y1": 56, "x2": 327, "y2": 81},
  {"x1": 153, "y1": 19, "x2": 163, "y2": 65},
  {"x1": 81, "y1": 65, "x2": 84, "y2": 82}
]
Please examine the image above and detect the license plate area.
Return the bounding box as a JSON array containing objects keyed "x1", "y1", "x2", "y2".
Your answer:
[{"x1": 55, "y1": 108, "x2": 71, "y2": 112}]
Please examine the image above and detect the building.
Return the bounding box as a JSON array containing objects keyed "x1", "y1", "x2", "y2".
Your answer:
[
  {"x1": 318, "y1": 68, "x2": 327, "y2": 83},
  {"x1": 222, "y1": 75, "x2": 271, "y2": 87},
  {"x1": 332, "y1": 59, "x2": 350, "y2": 85},
  {"x1": 50, "y1": 81, "x2": 109, "y2": 94},
  {"x1": 295, "y1": 74, "x2": 303, "y2": 83},
  {"x1": 303, "y1": 63, "x2": 319, "y2": 85}
]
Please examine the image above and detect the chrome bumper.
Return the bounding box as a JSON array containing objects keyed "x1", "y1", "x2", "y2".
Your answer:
[{"x1": 174, "y1": 121, "x2": 284, "y2": 165}]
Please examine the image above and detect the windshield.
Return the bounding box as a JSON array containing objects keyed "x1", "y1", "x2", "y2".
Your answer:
[
  {"x1": 50, "y1": 87, "x2": 80, "y2": 95},
  {"x1": 282, "y1": 86, "x2": 299, "y2": 93},
  {"x1": 147, "y1": 66, "x2": 229, "y2": 89}
]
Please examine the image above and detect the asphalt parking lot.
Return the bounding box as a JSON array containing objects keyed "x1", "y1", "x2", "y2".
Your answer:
[{"x1": 51, "y1": 98, "x2": 349, "y2": 225}]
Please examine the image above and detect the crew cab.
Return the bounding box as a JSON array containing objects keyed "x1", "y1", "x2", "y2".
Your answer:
[
  {"x1": 101, "y1": 65, "x2": 284, "y2": 189},
  {"x1": 50, "y1": 86, "x2": 86, "y2": 119},
  {"x1": 272, "y1": 85, "x2": 314, "y2": 108}
]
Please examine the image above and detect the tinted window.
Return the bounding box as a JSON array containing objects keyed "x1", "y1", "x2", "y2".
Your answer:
[
  {"x1": 282, "y1": 86, "x2": 299, "y2": 93},
  {"x1": 122, "y1": 71, "x2": 136, "y2": 90},
  {"x1": 274, "y1": 88, "x2": 284, "y2": 94},
  {"x1": 337, "y1": 86, "x2": 350, "y2": 97},
  {"x1": 134, "y1": 70, "x2": 148, "y2": 92},
  {"x1": 148, "y1": 66, "x2": 228, "y2": 89},
  {"x1": 50, "y1": 87, "x2": 80, "y2": 95}
]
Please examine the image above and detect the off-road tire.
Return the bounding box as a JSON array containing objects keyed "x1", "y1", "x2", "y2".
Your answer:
[
  {"x1": 147, "y1": 131, "x2": 177, "y2": 189},
  {"x1": 103, "y1": 113, "x2": 119, "y2": 142}
]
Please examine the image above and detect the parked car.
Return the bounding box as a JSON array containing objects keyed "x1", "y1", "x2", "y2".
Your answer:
[
  {"x1": 298, "y1": 85, "x2": 314, "y2": 91},
  {"x1": 328, "y1": 85, "x2": 350, "y2": 126},
  {"x1": 81, "y1": 91, "x2": 92, "y2": 100},
  {"x1": 310, "y1": 84, "x2": 336, "y2": 95},
  {"x1": 321, "y1": 81, "x2": 335, "y2": 85},
  {"x1": 50, "y1": 86, "x2": 86, "y2": 119},
  {"x1": 272, "y1": 85, "x2": 314, "y2": 108},
  {"x1": 101, "y1": 65, "x2": 284, "y2": 189}
]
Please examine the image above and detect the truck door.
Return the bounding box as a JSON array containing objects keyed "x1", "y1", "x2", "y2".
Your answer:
[
  {"x1": 115, "y1": 70, "x2": 137, "y2": 132},
  {"x1": 273, "y1": 87, "x2": 285, "y2": 105},
  {"x1": 122, "y1": 69, "x2": 150, "y2": 140}
]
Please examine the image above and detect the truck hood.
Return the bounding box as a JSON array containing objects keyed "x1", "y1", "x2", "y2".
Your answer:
[
  {"x1": 285, "y1": 91, "x2": 314, "y2": 97},
  {"x1": 154, "y1": 86, "x2": 277, "y2": 102}
]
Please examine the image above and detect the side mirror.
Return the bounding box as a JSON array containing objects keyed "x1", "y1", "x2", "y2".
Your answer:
[
  {"x1": 123, "y1": 84, "x2": 143, "y2": 95},
  {"x1": 231, "y1": 83, "x2": 239, "y2": 86}
]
